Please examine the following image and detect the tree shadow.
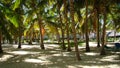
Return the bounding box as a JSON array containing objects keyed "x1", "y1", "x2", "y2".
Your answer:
[{"x1": 0, "y1": 44, "x2": 120, "y2": 68}]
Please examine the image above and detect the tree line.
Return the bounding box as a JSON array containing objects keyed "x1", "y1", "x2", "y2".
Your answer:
[{"x1": 0, "y1": 0, "x2": 120, "y2": 60}]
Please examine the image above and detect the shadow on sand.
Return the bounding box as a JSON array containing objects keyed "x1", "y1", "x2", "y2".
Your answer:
[{"x1": 0, "y1": 44, "x2": 120, "y2": 68}]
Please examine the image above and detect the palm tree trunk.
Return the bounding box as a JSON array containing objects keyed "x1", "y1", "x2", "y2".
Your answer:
[
  {"x1": 97, "y1": 16, "x2": 100, "y2": 47},
  {"x1": 94, "y1": 0, "x2": 101, "y2": 47},
  {"x1": 61, "y1": 29, "x2": 66, "y2": 50},
  {"x1": 55, "y1": 27, "x2": 60, "y2": 43},
  {"x1": 0, "y1": 31, "x2": 3, "y2": 53},
  {"x1": 70, "y1": 0, "x2": 81, "y2": 60},
  {"x1": 114, "y1": 29, "x2": 116, "y2": 42},
  {"x1": 100, "y1": 6, "x2": 106, "y2": 55},
  {"x1": 85, "y1": 0, "x2": 90, "y2": 52},
  {"x1": 29, "y1": 32, "x2": 33, "y2": 44},
  {"x1": 63, "y1": 0, "x2": 71, "y2": 51},
  {"x1": 66, "y1": 26, "x2": 71, "y2": 51},
  {"x1": 96, "y1": 9, "x2": 101, "y2": 47},
  {"x1": 18, "y1": 23, "x2": 22, "y2": 48},
  {"x1": 38, "y1": 16, "x2": 45, "y2": 49},
  {"x1": 57, "y1": 1, "x2": 66, "y2": 50}
]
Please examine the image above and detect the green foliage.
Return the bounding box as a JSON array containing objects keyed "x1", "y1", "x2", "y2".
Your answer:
[
  {"x1": 0, "y1": 5, "x2": 19, "y2": 27},
  {"x1": 13, "y1": 0, "x2": 21, "y2": 10},
  {"x1": 0, "y1": 18, "x2": 13, "y2": 42},
  {"x1": 6, "y1": 15, "x2": 19, "y2": 28},
  {"x1": 0, "y1": 0, "x2": 120, "y2": 44}
]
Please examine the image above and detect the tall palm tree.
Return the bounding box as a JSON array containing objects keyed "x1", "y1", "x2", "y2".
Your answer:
[
  {"x1": 63, "y1": 0, "x2": 71, "y2": 51},
  {"x1": 93, "y1": 0, "x2": 101, "y2": 47},
  {"x1": 0, "y1": 2, "x2": 16, "y2": 52},
  {"x1": 57, "y1": 0, "x2": 66, "y2": 50},
  {"x1": 0, "y1": 8, "x2": 3, "y2": 53},
  {"x1": 0, "y1": 31, "x2": 3, "y2": 53},
  {"x1": 70, "y1": 0, "x2": 81, "y2": 60},
  {"x1": 38, "y1": 15, "x2": 45, "y2": 49},
  {"x1": 16, "y1": 9, "x2": 24, "y2": 49},
  {"x1": 23, "y1": 0, "x2": 48, "y2": 49},
  {"x1": 85, "y1": 0, "x2": 90, "y2": 52},
  {"x1": 8, "y1": 0, "x2": 25, "y2": 48},
  {"x1": 100, "y1": 1, "x2": 107, "y2": 55}
]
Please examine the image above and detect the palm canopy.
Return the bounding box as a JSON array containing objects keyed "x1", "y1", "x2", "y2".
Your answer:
[{"x1": 0, "y1": 0, "x2": 120, "y2": 41}]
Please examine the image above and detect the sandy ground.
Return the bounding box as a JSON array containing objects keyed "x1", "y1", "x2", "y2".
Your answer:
[{"x1": 0, "y1": 42, "x2": 120, "y2": 68}]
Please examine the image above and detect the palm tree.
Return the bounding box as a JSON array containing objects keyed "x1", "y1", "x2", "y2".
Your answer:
[
  {"x1": 0, "y1": 1, "x2": 17, "y2": 52},
  {"x1": 100, "y1": 1, "x2": 107, "y2": 55},
  {"x1": 0, "y1": 8, "x2": 3, "y2": 53},
  {"x1": 70, "y1": 0, "x2": 81, "y2": 60},
  {"x1": 63, "y1": 0, "x2": 71, "y2": 51},
  {"x1": 85, "y1": 0, "x2": 90, "y2": 52},
  {"x1": 17, "y1": 12, "x2": 24, "y2": 48},
  {"x1": 93, "y1": 0, "x2": 101, "y2": 47},
  {"x1": 23, "y1": 0, "x2": 48, "y2": 49},
  {"x1": 16, "y1": 9, "x2": 24, "y2": 48},
  {"x1": 38, "y1": 15, "x2": 45, "y2": 49},
  {"x1": 6, "y1": 0, "x2": 25, "y2": 48},
  {"x1": 109, "y1": 1, "x2": 120, "y2": 42},
  {"x1": 99, "y1": 0, "x2": 120, "y2": 55},
  {"x1": 0, "y1": 31, "x2": 3, "y2": 53},
  {"x1": 57, "y1": 0, "x2": 66, "y2": 50}
]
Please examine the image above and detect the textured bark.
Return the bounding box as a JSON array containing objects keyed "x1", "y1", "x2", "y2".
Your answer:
[
  {"x1": 85, "y1": 0, "x2": 90, "y2": 52},
  {"x1": 100, "y1": 5, "x2": 106, "y2": 55},
  {"x1": 18, "y1": 23, "x2": 22, "y2": 49},
  {"x1": 70, "y1": 0, "x2": 81, "y2": 60},
  {"x1": 63, "y1": 0, "x2": 71, "y2": 51},
  {"x1": 58, "y1": 1, "x2": 66, "y2": 50},
  {"x1": 56, "y1": 28, "x2": 61, "y2": 43},
  {"x1": 38, "y1": 16, "x2": 45, "y2": 50},
  {"x1": 0, "y1": 31, "x2": 3, "y2": 53},
  {"x1": 96, "y1": 9, "x2": 101, "y2": 47},
  {"x1": 94, "y1": 0, "x2": 101, "y2": 47},
  {"x1": 97, "y1": 15, "x2": 100, "y2": 47}
]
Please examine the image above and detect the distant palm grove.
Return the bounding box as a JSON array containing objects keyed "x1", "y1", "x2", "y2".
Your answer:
[{"x1": 0, "y1": 0, "x2": 120, "y2": 60}]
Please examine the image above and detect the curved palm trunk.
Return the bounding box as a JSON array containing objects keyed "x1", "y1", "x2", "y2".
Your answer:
[
  {"x1": 85, "y1": 0, "x2": 90, "y2": 52},
  {"x1": 63, "y1": 0, "x2": 71, "y2": 51},
  {"x1": 70, "y1": 0, "x2": 81, "y2": 60},
  {"x1": 58, "y1": 2, "x2": 66, "y2": 50},
  {"x1": 100, "y1": 6, "x2": 106, "y2": 55},
  {"x1": 38, "y1": 16, "x2": 45, "y2": 50},
  {"x1": 0, "y1": 31, "x2": 3, "y2": 53}
]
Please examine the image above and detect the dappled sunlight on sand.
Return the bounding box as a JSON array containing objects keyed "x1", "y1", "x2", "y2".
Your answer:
[
  {"x1": 38, "y1": 56, "x2": 50, "y2": 60},
  {"x1": 8, "y1": 51, "x2": 40, "y2": 55},
  {"x1": 100, "y1": 55, "x2": 120, "y2": 62},
  {"x1": 52, "y1": 54, "x2": 61, "y2": 56},
  {"x1": 1, "y1": 43, "x2": 120, "y2": 68},
  {"x1": 84, "y1": 52, "x2": 99, "y2": 56},
  {"x1": 76, "y1": 65, "x2": 120, "y2": 68},
  {"x1": 0, "y1": 55, "x2": 13, "y2": 62},
  {"x1": 24, "y1": 55, "x2": 52, "y2": 64},
  {"x1": 12, "y1": 44, "x2": 59, "y2": 49},
  {"x1": 12, "y1": 44, "x2": 40, "y2": 49},
  {"x1": 67, "y1": 65, "x2": 81, "y2": 68},
  {"x1": 24, "y1": 58, "x2": 51, "y2": 64},
  {"x1": 68, "y1": 64, "x2": 120, "y2": 68}
]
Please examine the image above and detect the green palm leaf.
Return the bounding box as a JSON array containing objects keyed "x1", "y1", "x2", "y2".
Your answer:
[
  {"x1": 0, "y1": 5, "x2": 19, "y2": 27},
  {"x1": 13, "y1": 0, "x2": 21, "y2": 10}
]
